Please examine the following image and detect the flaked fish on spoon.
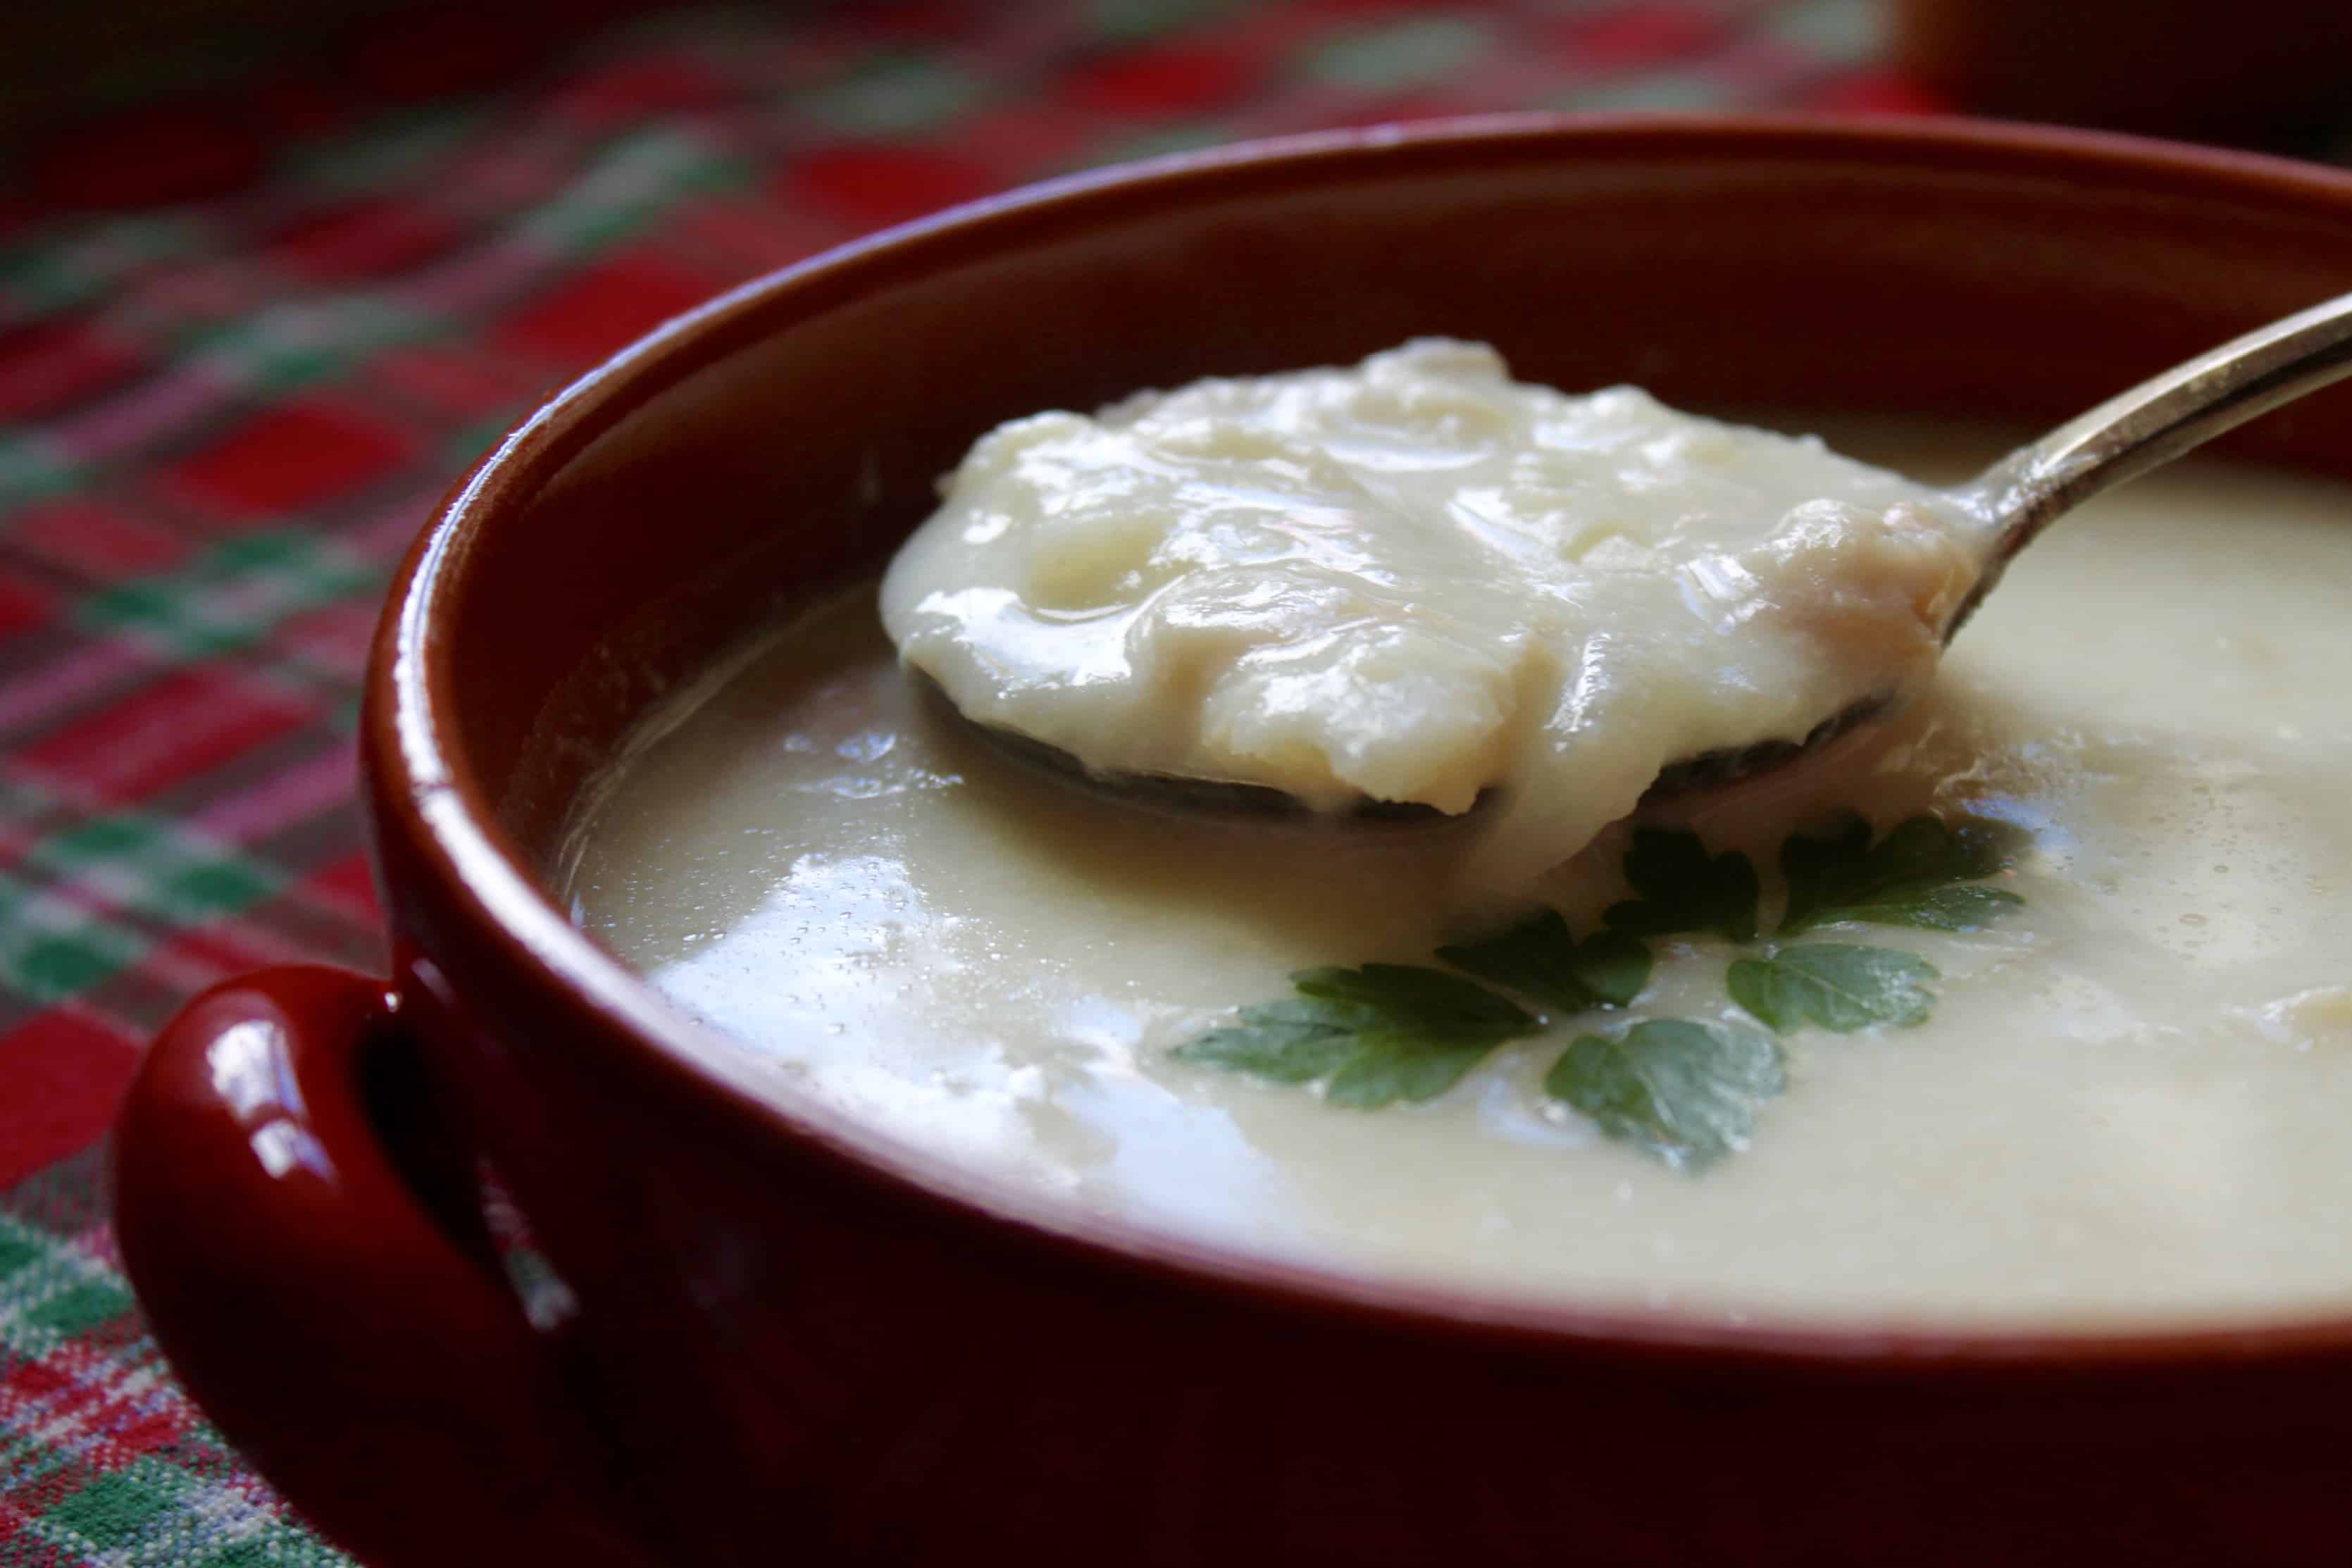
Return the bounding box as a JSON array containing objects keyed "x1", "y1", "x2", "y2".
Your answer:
[{"x1": 942, "y1": 290, "x2": 2352, "y2": 821}]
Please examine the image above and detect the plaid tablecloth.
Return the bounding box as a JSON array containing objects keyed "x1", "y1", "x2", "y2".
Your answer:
[{"x1": 0, "y1": 1, "x2": 1960, "y2": 1560}]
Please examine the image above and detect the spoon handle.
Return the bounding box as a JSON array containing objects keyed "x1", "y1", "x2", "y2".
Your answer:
[{"x1": 1946, "y1": 288, "x2": 2352, "y2": 633}]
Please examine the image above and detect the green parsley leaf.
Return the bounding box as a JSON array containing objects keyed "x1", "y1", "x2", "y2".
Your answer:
[
  {"x1": 1436, "y1": 909, "x2": 1652, "y2": 1014},
  {"x1": 1174, "y1": 965, "x2": 1537, "y2": 1109},
  {"x1": 1603, "y1": 828, "x2": 1760, "y2": 942},
  {"x1": 1173, "y1": 997, "x2": 1374, "y2": 1083},
  {"x1": 1289, "y1": 964, "x2": 1536, "y2": 1032},
  {"x1": 1324, "y1": 1033, "x2": 1510, "y2": 1109},
  {"x1": 1779, "y1": 813, "x2": 2022, "y2": 935},
  {"x1": 1544, "y1": 1019, "x2": 1784, "y2": 1172},
  {"x1": 1727, "y1": 942, "x2": 1939, "y2": 1033}
]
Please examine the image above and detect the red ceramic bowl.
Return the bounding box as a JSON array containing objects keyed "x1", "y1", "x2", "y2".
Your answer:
[{"x1": 114, "y1": 117, "x2": 2352, "y2": 1567}]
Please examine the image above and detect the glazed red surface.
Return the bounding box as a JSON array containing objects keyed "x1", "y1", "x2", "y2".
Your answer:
[
  {"x1": 112, "y1": 967, "x2": 648, "y2": 1565},
  {"x1": 117, "y1": 119, "x2": 2352, "y2": 1566}
]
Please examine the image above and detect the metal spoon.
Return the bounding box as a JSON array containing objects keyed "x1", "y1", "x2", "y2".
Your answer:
[
  {"x1": 1663, "y1": 285, "x2": 2352, "y2": 794},
  {"x1": 948, "y1": 290, "x2": 2352, "y2": 819}
]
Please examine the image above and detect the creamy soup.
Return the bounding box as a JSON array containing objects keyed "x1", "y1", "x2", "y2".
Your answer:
[{"x1": 566, "y1": 422, "x2": 2352, "y2": 1330}]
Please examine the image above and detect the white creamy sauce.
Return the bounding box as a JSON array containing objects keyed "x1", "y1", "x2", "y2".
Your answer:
[
  {"x1": 881, "y1": 342, "x2": 1980, "y2": 905},
  {"x1": 568, "y1": 423, "x2": 2352, "y2": 1330}
]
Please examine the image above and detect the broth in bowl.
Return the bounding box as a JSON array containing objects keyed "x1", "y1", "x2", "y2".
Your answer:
[{"x1": 564, "y1": 387, "x2": 2352, "y2": 1331}]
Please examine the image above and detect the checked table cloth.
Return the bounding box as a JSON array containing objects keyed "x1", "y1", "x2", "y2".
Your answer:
[{"x1": 0, "y1": 1, "x2": 2095, "y2": 1561}]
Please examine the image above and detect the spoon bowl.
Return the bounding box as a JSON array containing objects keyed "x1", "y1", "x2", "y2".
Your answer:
[{"x1": 937, "y1": 287, "x2": 2352, "y2": 819}]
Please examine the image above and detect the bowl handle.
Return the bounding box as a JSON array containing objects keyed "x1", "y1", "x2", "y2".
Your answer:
[{"x1": 113, "y1": 966, "x2": 650, "y2": 1568}]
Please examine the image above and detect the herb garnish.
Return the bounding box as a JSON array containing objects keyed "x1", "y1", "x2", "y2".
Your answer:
[
  {"x1": 1172, "y1": 966, "x2": 1537, "y2": 1109},
  {"x1": 1172, "y1": 811, "x2": 2024, "y2": 1172},
  {"x1": 1727, "y1": 942, "x2": 1938, "y2": 1033},
  {"x1": 1545, "y1": 1020, "x2": 1784, "y2": 1172},
  {"x1": 1437, "y1": 909, "x2": 1651, "y2": 1014},
  {"x1": 1603, "y1": 827, "x2": 1761, "y2": 942},
  {"x1": 1779, "y1": 812, "x2": 2022, "y2": 934}
]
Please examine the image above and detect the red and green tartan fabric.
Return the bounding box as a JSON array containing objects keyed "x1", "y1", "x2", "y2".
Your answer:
[{"x1": 0, "y1": 1, "x2": 1941, "y2": 1560}]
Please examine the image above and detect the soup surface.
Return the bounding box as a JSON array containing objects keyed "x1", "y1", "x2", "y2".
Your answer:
[{"x1": 566, "y1": 423, "x2": 2352, "y2": 1329}]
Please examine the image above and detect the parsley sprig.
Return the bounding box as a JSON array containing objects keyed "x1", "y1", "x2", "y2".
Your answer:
[
  {"x1": 1728, "y1": 942, "x2": 1938, "y2": 1033},
  {"x1": 1546, "y1": 1019, "x2": 1783, "y2": 1171},
  {"x1": 1780, "y1": 812, "x2": 2022, "y2": 934},
  {"x1": 1603, "y1": 828, "x2": 1761, "y2": 942},
  {"x1": 1437, "y1": 909, "x2": 1650, "y2": 1013},
  {"x1": 1171, "y1": 964, "x2": 1538, "y2": 1109},
  {"x1": 1171, "y1": 811, "x2": 2023, "y2": 1172},
  {"x1": 1174, "y1": 944, "x2": 1589, "y2": 1107}
]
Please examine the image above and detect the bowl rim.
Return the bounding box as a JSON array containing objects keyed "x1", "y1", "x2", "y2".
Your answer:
[{"x1": 374, "y1": 111, "x2": 2352, "y2": 1376}]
